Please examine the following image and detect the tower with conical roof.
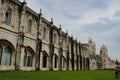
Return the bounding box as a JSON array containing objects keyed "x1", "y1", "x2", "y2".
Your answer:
[
  {"x1": 100, "y1": 44, "x2": 110, "y2": 69},
  {"x1": 100, "y1": 44, "x2": 108, "y2": 57}
]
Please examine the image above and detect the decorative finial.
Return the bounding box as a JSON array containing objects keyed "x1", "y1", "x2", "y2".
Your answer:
[
  {"x1": 59, "y1": 24, "x2": 61, "y2": 29},
  {"x1": 24, "y1": 0, "x2": 26, "y2": 2},
  {"x1": 40, "y1": 8, "x2": 42, "y2": 15},
  {"x1": 51, "y1": 17, "x2": 53, "y2": 23},
  {"x1": 88, "y1": 37, "x2": 92, "y2": 41},
  {"x1": 79, "y1": 40, "x2": 81, "y2": 43},
  {"x1": 76, "y1": 37, "x2": 77, "y2": 41},
  {"x1": 71, "y1": 34, "x2": 73, "y2": 37},
  {"x1": 66, "y1": 30, "x2": 68, "y2": 34}
]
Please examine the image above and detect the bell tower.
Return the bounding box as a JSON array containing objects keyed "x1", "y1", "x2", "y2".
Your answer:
[{"x1": 100, "y1": 44, "x2": 108, "y2": 57}]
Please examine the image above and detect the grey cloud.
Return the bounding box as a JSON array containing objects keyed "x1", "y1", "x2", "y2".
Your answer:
[{"x1": 20, "y1": 0, "x2": 120, "y2": 61}]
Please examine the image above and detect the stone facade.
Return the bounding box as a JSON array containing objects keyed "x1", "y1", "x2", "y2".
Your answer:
[
  {"x1": 98, "y1": 44, "x2": 115, "y2": 69},
  {"x1": 0, "y1": 0, "x2": 115, "y2": 71}
]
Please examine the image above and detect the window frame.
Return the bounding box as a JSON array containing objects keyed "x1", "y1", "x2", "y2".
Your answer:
[
  {"x1": 54, "y1": 55, "x2": 58, "y2": 68},
  {"x1": 42, "y1": 54, "x2": 47, "y2": 68},
  {"x1": 5, "y1": 9, "x2": 12, "y2": 25},
  {"x1": 0, "y1": 45, "x2": 2, "y2": 65},
  {"x1": 27, "y1": 19, "x2": 32, "y2": 33},
  {"x1": 43, "y1": 27, "x2": 47, "y2": 40},
  {"x1": 1, "y1": 46, "x2": 12, "y2": 66},
  {"x1": 23, "y1": 47, "x2": 33, "y2": 67}
]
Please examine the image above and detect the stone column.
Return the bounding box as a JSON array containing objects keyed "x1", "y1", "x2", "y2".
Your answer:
[
  {"x1": 48, "y1": 18, "x2": 54, "y2": 71},
  {"x1": 71, "y1": 35, "x2": 74, "y2": 70},
  {"x1": 66, "y1": 30, "x2": 69, "y2": 70},
  {"x1": 15, "y1": 1, "x2": 26, "y2": 70},
  {"x1": 78, "y1": 55, "x2": 80, "y2": 70},
  {"x1": 35, "y1": 9, "x2": 42, "y2": 71},
  {"x1": 58, "y1": 24, "x2": 63, "y2": 71}
]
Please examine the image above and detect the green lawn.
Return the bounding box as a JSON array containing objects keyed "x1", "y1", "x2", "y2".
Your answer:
[{"x1": 0, "y1": 70, "x2": 117, "y2": 80}]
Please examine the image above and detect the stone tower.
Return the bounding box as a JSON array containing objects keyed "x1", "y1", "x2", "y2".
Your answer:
[
  {"x1": 100, "y1": 44, "x2": 110, "y2": 69},
  {"x1": 100, "y1": 44, "x2": 108, "y2": 57}
]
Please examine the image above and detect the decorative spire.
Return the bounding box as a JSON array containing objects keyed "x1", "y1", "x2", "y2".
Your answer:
[
  {"x1": 51, "y1": 17, "x2": 53, "y2": 24},
  {"x1": 23, "y1": 0, "x2": 27, "y2": 5},
  {"x1": 59, "y1": 24, "x2": 61, "y2": 29},
  {"x1": 40, "y1": 8, "x2": 42, "y2": 15},
  {"x1": 79, "y1": 40, "x2": 81, "y2": 44},
  {"x1": 88, "y1": 37, "x2": 92, "y2": 42},
  {"x1": 76, "y1": 37, "x2": 77, "y2": 41},
  {"x1": 24, "y1": 0, "x2": 26, "y2": 2},
  {"x1": 71, "y1": 34, "x2": 73, "y2": 37},
  {"x1": 66, "y1": 30, "x2": 68, "y2": 34}
]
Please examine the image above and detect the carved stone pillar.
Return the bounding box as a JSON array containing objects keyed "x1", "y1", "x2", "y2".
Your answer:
[
  {"x1": 48, "y1": 18, "x2": 54, "y2": 71},
  {"x1": 35, "y1": 9, "x2": 42, "y2": 71},
  {"x1": 15, "y1": 1, "x2": 26, "y2": 71},
  {"x1": 58, "y1": 24, "x2": 63, "y2": 71}
]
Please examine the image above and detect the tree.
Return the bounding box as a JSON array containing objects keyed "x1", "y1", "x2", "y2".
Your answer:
[{"x1": 115, "y1": 59, "x2": 120, "y2": 65}]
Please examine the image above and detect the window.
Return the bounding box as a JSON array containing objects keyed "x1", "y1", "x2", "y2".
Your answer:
[
  {"x1": 54, "y1": 55, "x2": 58, "y2": 68},
  {"x1": 23, "y1": 53, "x2": 27, "y2": 66},
  {"x1": 23, "y1": 48, "x2": 33, "y2": 67},
  {"x1": 54, "y1": 34, "x2": 56, "y2": 44},
  {"x1": 43, "y1": 27, "x2": 46, "y2": 39},
  {"x1": 27, "y1": 52, "x2": 33, "y2": 67},
  {"x1": 27, "y1": 20, "x2": 32, "y2": 33},
  {"x1": 0, "y1": 46, "x2": 2, "y2": 64},
  {"x1": 1, "y1": 0, "x2": 4, "y2": 4},
  {"x1": 5, "y1": 9, "x2": 12, "y2": 25},
  {"x1": 42, "y1": 54, "x2": 47, "y2": 68},
  {"x1": 1, "y1": 46, "x2": 12, "y2": 66}
]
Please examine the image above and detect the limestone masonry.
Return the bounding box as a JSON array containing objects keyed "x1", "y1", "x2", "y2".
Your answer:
[{"x1": 0, "y1": 0, "x2": 115, "y2": 71}]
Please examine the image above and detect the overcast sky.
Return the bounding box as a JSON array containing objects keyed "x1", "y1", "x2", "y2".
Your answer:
[{"x1": 20, "y1": 0, "x2": 120, "y2": 61}]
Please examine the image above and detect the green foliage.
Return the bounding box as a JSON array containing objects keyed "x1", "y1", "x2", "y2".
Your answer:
[
  {"x1": 0, "y1": 70, "x2": 117, "y2": 80},
  {"x1": 115, "y1": 59, "x2": 120, "y2": 65}
]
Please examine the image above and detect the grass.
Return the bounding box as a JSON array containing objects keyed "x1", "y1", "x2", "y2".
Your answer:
[{"x1": 0, "y1": 70, "x2": 118, "y2": 80}]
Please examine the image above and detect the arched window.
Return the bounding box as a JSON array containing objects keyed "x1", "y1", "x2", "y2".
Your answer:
[
  {"x1": 23, "y1": 48, "x2": 33, "y2": 67},
  {"x1": 2, "y1": 46, "x2": 12, "y2": 66},
  {"x1": 27, "y1": 51, "x2": 33, "y2": 67},
  {"x1": 0, "y1": 45, "x2": 2, "y2": 64},
  {"x1": 27, "y1": 20, "x2": 32, "y2": 33},
  {"x1": 43, "y1": 27, "x2": 46, "y2": 39},
  {"x1": 54, "y1": 34, "x2": 56, "y2": 44},
  {"x1": 54, "y1": 55, "x2": 58, "y2": 68},
  {"x1": 5, "y1": 9, "x2": 12, "y2": 25},
  {"x1": 42, "y1": 54, "x2": 47, "y2": 68}
]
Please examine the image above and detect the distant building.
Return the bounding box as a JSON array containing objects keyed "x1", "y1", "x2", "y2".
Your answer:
[
  {"x1": 99, "y1": 44, "x2": 115, "y2": 69},
  {"x1": 0, "y1": 0, "x2": 115, "y2": 71}
]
